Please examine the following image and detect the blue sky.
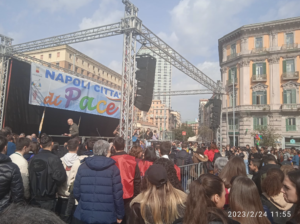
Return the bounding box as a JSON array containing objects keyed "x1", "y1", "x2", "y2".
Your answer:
[{"x1": 1, "y1": 0, "x2": 300, "y2": 121}]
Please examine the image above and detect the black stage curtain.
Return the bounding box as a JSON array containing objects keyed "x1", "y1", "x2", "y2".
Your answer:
[{"x1": 4, "y1": 59, "x2": 119, "y2": 138}]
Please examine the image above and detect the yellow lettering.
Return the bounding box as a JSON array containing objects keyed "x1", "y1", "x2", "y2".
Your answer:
[{"x1": 96, "y1": 100, "x2": 107, "y2": 114}]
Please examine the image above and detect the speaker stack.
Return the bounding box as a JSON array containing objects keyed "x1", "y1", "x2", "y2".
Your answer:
[{"x1": 134, "y1": 54, "x2": 156, "y2": 112}]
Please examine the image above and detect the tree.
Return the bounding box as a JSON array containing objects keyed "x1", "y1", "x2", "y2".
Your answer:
[
  {"x1": 198, "y1": 126, "x2": 213, "y2": 143},
  {"x1": 251, "y1": 127, "x2": 282, "y2": 147},
  {"x1": 174, "y1": 125, "x2": 195, "y2": 142}
]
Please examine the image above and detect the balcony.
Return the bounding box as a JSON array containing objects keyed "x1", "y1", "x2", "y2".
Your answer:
[
  {"x1": 286, "y1": 125, "x2": 297, "y2": 132},
  {"x1": 226, "y1": 79, "x2": 238, "y2": 87},
  {"x1": 281, "y1": 43, "x2": 298, "y2": 50},
  {"x1": 227, "y1": 53, "x2": 238, "y2": 60},
  {"x1": 251, "y1": 47, "x2": 267, "y2": 54},
  {"x1": 226, "y1": 104, "x2": 270, "y2": 112},
  {"x1": 229, "y1": 124, "x2": 239, "y2": 131},
  {"x1": 254, "y1": 124, "x2": 267, "y2": 130},
  {"x1": 252, "y1": 74, "x2": 267, "y2": 82},
  {"x1": 282, "y1": 71, "x2": 299, "y2": 80},
  {"x1": 282, "y1": 104, "x2": 300, "y2": 111}
]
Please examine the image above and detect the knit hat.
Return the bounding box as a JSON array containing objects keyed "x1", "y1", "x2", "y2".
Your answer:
[{"x1": 146, "y1": 164, "x2": 168, "y2": 188}]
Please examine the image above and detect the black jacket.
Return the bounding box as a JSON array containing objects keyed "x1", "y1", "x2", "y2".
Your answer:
[
  {"x1": 0, "y1": 154, "x2": 24, "y2": 211},
  {"x1": 169, "y1": 147, "x2": 177, "y2": 164},
  {"x1": 175, "y1": 150, "x2": 193, "y2": 166},
  {"x1": 29, "y1": 150, "x2": 66, "y2": 200}
]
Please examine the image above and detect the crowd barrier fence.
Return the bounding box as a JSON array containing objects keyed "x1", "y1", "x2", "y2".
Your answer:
[{"x1": 178, "y1": 162, "x2": 204, "y2": 193}]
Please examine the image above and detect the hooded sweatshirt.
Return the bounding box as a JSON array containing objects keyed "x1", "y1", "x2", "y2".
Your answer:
[
  {"x1": 261, "y1": 192, "x2": 295, "y2": 224},
  {"x1": 57, "y1": 153, "x2": 80, "y2": 198}
]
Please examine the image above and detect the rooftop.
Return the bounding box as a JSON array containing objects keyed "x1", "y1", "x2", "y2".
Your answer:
[{"x1": 219, "y1": 16, "x2": 300, "y2": 43}]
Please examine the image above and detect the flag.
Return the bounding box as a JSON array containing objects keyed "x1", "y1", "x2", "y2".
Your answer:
[{"x1": 39, "y1": 108, "x2": 46, "y2": 136}]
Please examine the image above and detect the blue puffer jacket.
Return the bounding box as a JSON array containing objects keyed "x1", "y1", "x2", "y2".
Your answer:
[{"x1": 73, "y1": 155, "x2": 124, "y2": 224}]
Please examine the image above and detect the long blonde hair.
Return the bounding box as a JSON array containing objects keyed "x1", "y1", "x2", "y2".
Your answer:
[{"x1": 140, "y1": 179, "x2": 186, "y2": 224}]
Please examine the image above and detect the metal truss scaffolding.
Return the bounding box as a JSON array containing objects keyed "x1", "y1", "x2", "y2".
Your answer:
[
  {"x1": 153, "y1": 89, "x2": 214, "y2": 96},
  {"x1": 0, "y1": 0, "x2": 222, "y2": 150}
]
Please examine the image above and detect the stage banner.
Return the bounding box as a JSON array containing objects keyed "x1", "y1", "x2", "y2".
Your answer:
[{"x1": 29, "y1": 63, "x2": 121, "y2": 119}]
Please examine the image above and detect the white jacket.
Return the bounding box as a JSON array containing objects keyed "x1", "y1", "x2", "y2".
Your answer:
[
  {"x1": 10, "y1": 152, "x2": 30, "y2": 199},
  {"x1": 57, "y1": 153, "x2": 80, "y2": 198}
]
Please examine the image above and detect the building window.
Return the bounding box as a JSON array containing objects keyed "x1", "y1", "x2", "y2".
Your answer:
[
  {"x1": 286, "y1": 33, "x2": 294, "y2": 45},
  {"x1": 283, "y1": 59, "x2": 295, "y2": 74},
  {"x1": 48, "y1": 54, "x2": 52, "y2": 59},
  {"x1": 252, "y1": 91, "x2": 267, "y2": 105},
  {"x1": 81, "y1": 69, "x2": 84, "y2": 74},
  {"x1": 82, "y1": 60, "x2": 84, "y2": 65},
  {"x1": 286, "y1": 118, "x2": 296, "y2": 131},
  {"x1": 229, "y1": 118, "x2": 238, "y2": 130},
  {"x1": 88, "y1": 63, "x2": 90, "y2": 68},
  {"x1": 228, "y1": 67, "x2": 237, "y2": 84},
  {"x1": 76, "y1": 57, "x2": 78, "y2": 62},
  {"x1": 255, "y1": 37, "x2": 263, "y2": 49},
  {"x1": 252, "y1": 63, "x2": 266, "y2": 80},
  {"x1": 40, "y1": 55, "x2": 43, "y2": 60},
  {"x1": 57, "y1": 52, "x2": 60, "y2": 57},
  {"x1": 229, "y1": 92, "x2": 236, "y2": 107},
  {"x1": 93, "y1": 66, "x2": 95, "y2": 70},
  {"x1": 230, "y1": 44, "x2": 236, "y2": 55},
  {"x1": 283, "y1": 89, "x2": 297, "y2": 104},
  {"x1": 69, "y1": 54, "x2": 72, "y2": 59},
  {"x1": 68, "y1": 63, "x2": 72, "y2": 70},
  {"x1": 253, "y1": 117, "x2": 267, "y2": 130},
  {"x1": 56, "y1": 62, "x2": 59, "y2": 66},
  {"x1": 75, "y1": 66, "x2": 78, "y2": 71}
]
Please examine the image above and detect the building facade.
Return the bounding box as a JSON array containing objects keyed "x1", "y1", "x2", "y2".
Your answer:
[
  {"x1": 171, "y1": 111, "x2": 182, "y2": 128},
  {"x1": 218, "y1": 17, "x2": 300, "y2": 148},
  {"x1": 25, "y1": 45, "x2": 122, "y2": 90},
  {"x1": 137, "y1": 47, "x2": 172, "y2": 109},
  {"x1": 137, "y1": 99, "x2": 174, "y2": 131},
  {"x1": 198, "y1": 99, "x2": 209, "y2": 127},
  {"x1": 186, "y1": 121, "x2": 199, "y2": 136}
]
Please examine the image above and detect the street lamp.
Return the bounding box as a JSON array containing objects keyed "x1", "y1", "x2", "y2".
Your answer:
[{"x1": 232, "y1": 73, "x2": 235, "y2": 147}]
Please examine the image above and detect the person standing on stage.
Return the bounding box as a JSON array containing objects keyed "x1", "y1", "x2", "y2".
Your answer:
[{"x1": 64, "y1": 119, "x2": 79, "y2": 138}]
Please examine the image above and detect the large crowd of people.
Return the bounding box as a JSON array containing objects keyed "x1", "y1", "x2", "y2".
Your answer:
[{"x1": 0, "y1": 125, "x2": 300, "y2": 224}]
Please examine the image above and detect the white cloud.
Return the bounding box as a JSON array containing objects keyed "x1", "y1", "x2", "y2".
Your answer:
[
  {"x1": 7, "y1": 31, "x2": 24, "y2": 44},
  {"x1": 260, "y1": 1, "x2": 300, "y2": 22},
  {"x1": 27, "y1": 0, "x2": 93, "y2": 13},
  {"x1": 73, "y1": 0, "x2": 124, "y2": 73},
  {"x1": 108, "y1": 60, "x2": 122, "y2": 74},
  {"x1": 160, "y1": 0, "x2": 255, "y2": 58},
  {"x1": 79, "y1": 0, "x2": 123, "y2": 30}
]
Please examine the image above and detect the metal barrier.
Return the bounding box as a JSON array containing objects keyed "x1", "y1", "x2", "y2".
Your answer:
[{"x1": 178, "y1": 162, "x2": 204, "y2": 193}]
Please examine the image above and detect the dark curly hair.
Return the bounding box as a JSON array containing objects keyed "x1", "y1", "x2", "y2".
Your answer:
[{"x1": 142, "y1": 158, "x2": 183, "y2": 191}]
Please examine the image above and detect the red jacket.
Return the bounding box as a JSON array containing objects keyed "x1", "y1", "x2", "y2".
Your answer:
[
  {"x1": 138, "y1": 160, "x2": 153, "y2": 177},
  {"x1": 112, "y1": 154, "x2": 137, "y2": 199},
  {"x1": 207, "y1": 149, "x2": 219, "y2": 162},
  {"x1": 174, "y1": 165, "x2": 181, "y2": 181}
]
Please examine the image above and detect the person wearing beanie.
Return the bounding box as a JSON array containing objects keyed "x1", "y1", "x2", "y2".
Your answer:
[{"x1": 128, "y1": 164, "x2": 187, "y2": 224}]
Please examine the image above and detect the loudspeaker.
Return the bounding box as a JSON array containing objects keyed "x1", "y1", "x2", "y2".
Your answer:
[{"x1": 134, "y1": 54, "x2": 156, "y2": 112}]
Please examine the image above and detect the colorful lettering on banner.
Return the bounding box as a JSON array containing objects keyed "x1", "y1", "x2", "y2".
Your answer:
[{"x1": 30, "y1": 63, "x2": 121, "y2": 119}]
